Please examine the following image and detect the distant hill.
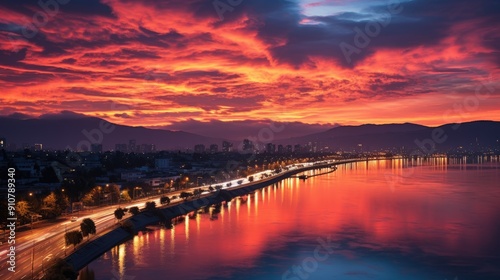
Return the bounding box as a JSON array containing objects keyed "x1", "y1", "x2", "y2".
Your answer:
[
  {"x1": 282, "y1": 121, "x2": 500, "y2": 153},
  {"x1": 0, "y1": 113, "x2": 223, "y2": 151},
  {"x1": 1, "y1": 112, "x2": 499, "y2": 153}
]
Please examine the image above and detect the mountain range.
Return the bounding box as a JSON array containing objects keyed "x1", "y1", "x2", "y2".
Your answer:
[
  {"x1": 0, "y1": 112, "x2": 499, "y2": 153},
  {"x1": 0, "y1": 112, "x2": 222, "y2": 151},
  {"x1": 285, "y1": 121, "x2": 500, "y2": 153}
]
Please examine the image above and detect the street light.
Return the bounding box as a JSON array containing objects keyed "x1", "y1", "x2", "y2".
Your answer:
[
  {"x1": 30, "y1": 214, "x2": 41, "y2": 232},
  {"x1": 97, "y1": 186, "x2": 102, "y2": 206},
  {"x1": 31, "y1": 240, "x2": 35, "y2": 278},
  {"x1": 64, "y1": 224, "x2": 67, "y2": 256},
  {"x1": 61, "y1": 189, "x2": 66, "y2": 215},
  {"x1": 118, "y1": 191, "x2": 122, "y2": 207},
  {"x1": 133, "y1": 187, "x2": 141, "y2": 200}
]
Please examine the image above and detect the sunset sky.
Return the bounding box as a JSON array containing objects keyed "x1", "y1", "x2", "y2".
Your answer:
[{"x1": 1, "y1": 0, "x2": 499, "y2": 130}]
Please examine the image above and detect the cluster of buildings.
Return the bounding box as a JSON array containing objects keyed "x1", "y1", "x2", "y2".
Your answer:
[
  {"x1": 0, "y1": 148, "x2": 246, "y2": 194},
  {"x1": 192, "y1": 140, "x2": 320, "y2": 154},
  {"x1": 1, "y1": 135, "x2": 323, "y2": 155},
  {"x1": 113, "y1": 140, "x2": 156, "y2": 153},
  {"x1": 0, "y1": 137, "x2": 44, "y2": 151},
  {"x1": 193, "y1": 141, "x2": 235, "y2": 153}
]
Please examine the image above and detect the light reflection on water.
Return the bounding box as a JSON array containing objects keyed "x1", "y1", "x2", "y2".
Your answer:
[{"x1": 87, "y1": 157, "x2": 500, "y2": 280}]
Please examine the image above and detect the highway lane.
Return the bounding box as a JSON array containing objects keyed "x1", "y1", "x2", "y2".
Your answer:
[
  {"x1": 0, "y1": 186, "x2": 219, "y2": 280},
  {"x1": 0, "y1": 196, "x2": 163, "y2": 280}
]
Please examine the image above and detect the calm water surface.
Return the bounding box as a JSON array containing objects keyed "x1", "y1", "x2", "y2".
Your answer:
[{"x1": 86, "y1": 158, "x2": 500, "y2": 280}]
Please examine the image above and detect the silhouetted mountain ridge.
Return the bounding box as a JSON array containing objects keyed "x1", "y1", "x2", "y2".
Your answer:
[
  {"x1": 0, "y1": 114, "x2": 223, "y2": 151},
  {"x1": 284, "y1": 120, "x2": 500, "y2": 153},
  {"x1": 1, "y1": 113, "x2": 498, "y2": 153}
]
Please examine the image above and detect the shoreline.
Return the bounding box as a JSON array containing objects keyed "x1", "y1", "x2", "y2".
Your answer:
[{"x1": 64, "y1": 158, "x2": 366, "y2": 273}]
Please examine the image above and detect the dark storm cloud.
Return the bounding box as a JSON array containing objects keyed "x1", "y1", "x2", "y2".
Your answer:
[
  {"x1": 66, "y1": 87, "x2": 120, "y2": 98},
  {"x1": 0, "y1": 23, "x2": 67, "y2": 57},
  {"x1": 0, "y1": 0, "x2": 114, "y2": 18},
  {"x1": 235, "y1": 0, "x2": 500, "y2": 67},
  {"x1": 61, "y1": 58, "x2": 77, "y2": 64},
  {"x1": 173, "y1": 70, "x2": 241, "y2": 81},
  {"x1": 0, "y1": 48, "x2": 27, "y2": 64},
  {"x1": 0, "y1": 71, "x2": 56, "y2": 85},
  {"x1": 156, "y1": 93, "x2": 266, "y2": 112}
]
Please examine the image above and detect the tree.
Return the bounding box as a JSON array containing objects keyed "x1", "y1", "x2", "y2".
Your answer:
[
  {"x1": 107, "y1": 184, "x2": 121, "y2": 204},
  {"x1": 121, "y1": 189, "x2": 131, "y2": 202},
  {"x1": 193, "y1": 188, "x2": 203, "y2": 198},
  {"x1": 81, "y1": 192, "x2": 94, "y2": 207},
  {"x1": 26, "y1": 194, "x2": 41, "y2": 213},
  {"x1": 129, "y1": 206, "x2": 140, "y2": 215},
  {"x1": 56, "y1": 191, "x2": 70, "y2": 214},
  {"x1": 41, "y1": 192, "x2": 61, "y2": 218},
  {"x1": 80, "y1": 218, "x2": 96, "y2": 239},
  {"x1": 180, "y1": 192, "x2": 193, "y2": 201},
  {"x1": 43, "y1": 258, "x2": 78, "y2": 280},
  {"x1": 248, "y1": 176, "x2": 254, "y2": 182},
  {"x1": 16, "y1": 201, "x2": 31, "y2": 224},
  {"x1": 160, "y1": 196, "x2": 170, "y2": 205},
  {"x1": 81, "y1": 187, "x2": 102, "y2": 207},
  {"x1": 145, "y1": 201, "x2": 156, "y2": 211},
  {"x1": 65, "y1": 230, "x2": 83, "y2": 249},
  {"x1": 114, "y1": 208, "x2": 125, "y2": 221}
]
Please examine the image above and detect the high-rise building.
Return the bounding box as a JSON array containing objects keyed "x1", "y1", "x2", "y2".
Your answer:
[
  {"x1": 91, "y1": 144, "x2": 103, "y2": 153},
  {"x1": 222, "y1": 141, "x2": 233, "y2": 152},
  {"x1": 306, "y1": 141, "x2": 318, "y2": 153},
  {"x1": 194, "y1": 144, "x2": 206, "y2": 153},
  {"x1": 115, "y1": 143, "x2": 128, "y2": 152},
  {"x1": 209, "y1": 144, "x2": 218, "y2": 153},
  {"x1": 141, "y1": 144, "x2": 156, "y2": 153},
  {"x1": 266, "y1": 143, "x2": 276, "y2": 153},
  {"x1": 294, "y1": 144, "x2": 302, "y2": 153},
  {"x1": 128, "y1": 140, "x2": 136, "y2": 153},
  {"x1": 243, "y1": 139, "x2": 254, "y2": 153},
  {"x1": 277, "y1": 144, "x2": 284, "y2": 153},
  {"x1": 0, "y1": 138, "x2": 5, "y2": 150}
]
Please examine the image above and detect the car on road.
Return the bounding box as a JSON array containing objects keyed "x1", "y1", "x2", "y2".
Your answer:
[{"x1": 71, "y1": 216, "x2": 78, "y2": 222}]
